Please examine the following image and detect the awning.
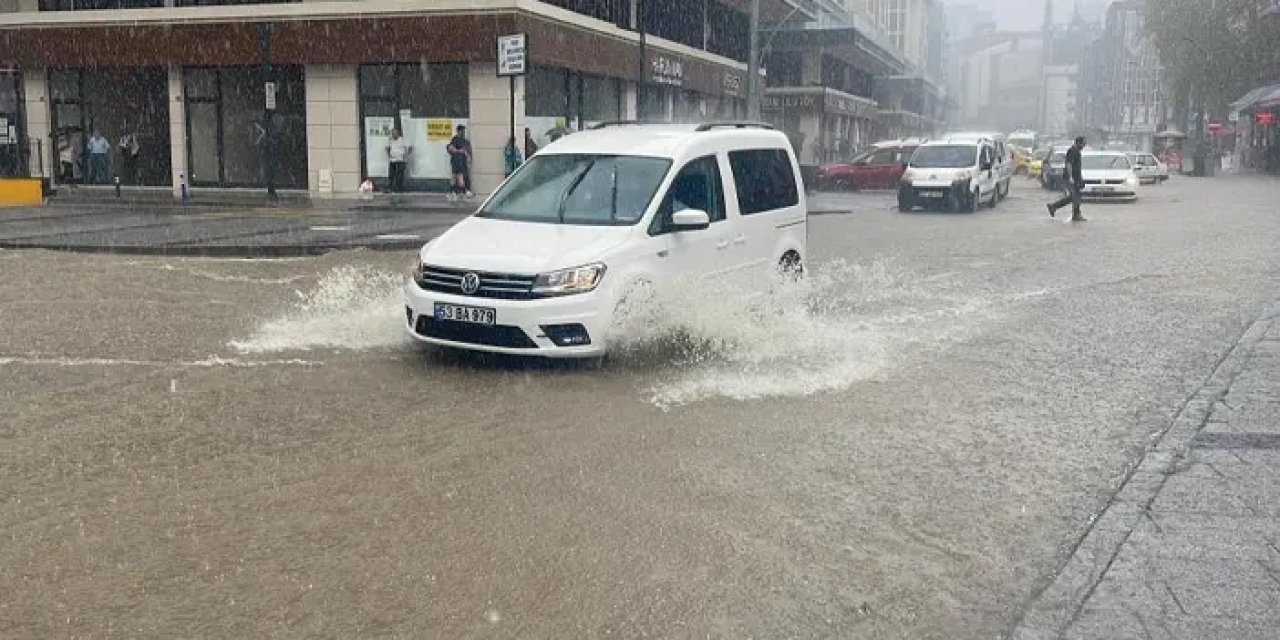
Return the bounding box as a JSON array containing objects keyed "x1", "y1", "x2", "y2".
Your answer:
[{"x1": 1231, "y1": 82, "x2": 1280, "y2": 111}]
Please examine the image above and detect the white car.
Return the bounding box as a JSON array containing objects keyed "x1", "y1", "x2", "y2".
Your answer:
[
  {"x1": 897, "y1": 136, "x2": 1002, "y2": 213},
  {"x1": 1127, "y1": 152, "x2": 1169, "y2": 184},
  {"x1": 1080, "y1": 151, "x2": 1140, "y2": 201},
  {"x1": 404, "y1": 122, "x2": 808, "y2": 358},
  {"x1": 943, "y1": 131, "x2": 1014, "y2": 200}
]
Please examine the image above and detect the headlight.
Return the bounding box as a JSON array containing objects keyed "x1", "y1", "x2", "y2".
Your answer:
[
  {"x1": 1125, "y1": 175, "x2": 1139, "y2": 187},
  {"x1": 901, "y1": 169, "x2": 916, "y2": 183},
  {"x1": 412, "y1": 254, "x2": 426, "y2": 279},
  {"x1": 532, "y1": 263, "x2": 606, "y2": 296}
]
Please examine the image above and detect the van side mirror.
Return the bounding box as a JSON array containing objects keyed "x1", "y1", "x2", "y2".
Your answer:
[
  {"x1": 980, "y1": 161, "x2": 993, "y2": 171},
  {"x1": 671, "y1": 209, "x2": 711, "y2": 231}
]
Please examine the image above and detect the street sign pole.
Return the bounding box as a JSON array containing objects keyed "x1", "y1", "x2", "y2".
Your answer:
[
  {"x1": 260, "y1": 22, "x2": 277, "y2": 202},
  {"x1": 746, "y1": 0, "x2": 761, "y2": 120},
  {"x1": 497, "y1": 34, "x2": 527, "y2": 163}
]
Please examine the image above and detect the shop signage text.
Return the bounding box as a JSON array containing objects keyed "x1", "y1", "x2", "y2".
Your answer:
[
  {"x1": 723, "y1": 72, "x2": 742, "y2": 96},
  {"x1": 1258, "y1": 112, "x2": 1276, "y2": 125},
  {"x1": 427, "y1": 119, "x2": 454, "y2": 140},
  {"x1": 497, "y1": 33, "x2": 528, "y2": 77},
  {"x1": 651, "y1": 55, "x2": 684, "y2": 87},
  {"x1": 760, "y1": 94, "x2": 818, "y2": 110}
]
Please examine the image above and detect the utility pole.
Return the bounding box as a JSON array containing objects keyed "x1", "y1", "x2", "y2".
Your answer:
[
  {"x1": 636, "y1": 0, "x2": 646, "y2": 120},
  {"x1": 746, "y1": 0, "x2": 762, "y2": 120},
  {"x1": 260, "y1": 22, "x2": 277, "y2": 202}
]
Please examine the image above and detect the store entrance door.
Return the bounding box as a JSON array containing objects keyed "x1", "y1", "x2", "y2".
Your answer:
[{"x1": 0, "y1": 71, "x2": 24, "y2": 178}]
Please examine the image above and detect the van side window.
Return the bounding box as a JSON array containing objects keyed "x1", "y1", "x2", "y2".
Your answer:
[
  {"x1": 728, "y1": 149, "x2": 799, "y2": 215},
  {"x1": 650, "y1": 155, "x2": 725, "y2": 235}
]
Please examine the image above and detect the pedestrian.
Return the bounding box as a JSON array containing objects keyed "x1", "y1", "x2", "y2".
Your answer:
[
  {"x1": 524, "y1": 127, "x2": 538, "y2": 160},
  {"x1": 1047, "y1": 136, "x2": 1087, "y2": 222},
  {"x1": 118, "y1": 130, "x2": 140, "y2": 185},
  {"x1": 503, "y1": 135, "x2": 522, "y2": 177},
  {"x1": 385, "y1": 128, "x2": 410, "y2": 193},
  {"x1": 86, "y1": 129, "x2": 111, "y2": 185},
  {"x1": 447, "y1": 124, "x2": 473, "y2": 201},
  {"x1": 56, "y1": 132, "x2": 78, "y2": 188}
]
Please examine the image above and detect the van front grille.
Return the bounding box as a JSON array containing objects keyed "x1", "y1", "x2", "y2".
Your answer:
[{"x1": 418, "y1": 265, "x2": 538, "y2": 300}]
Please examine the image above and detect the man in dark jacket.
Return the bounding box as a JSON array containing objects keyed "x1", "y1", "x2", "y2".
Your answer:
[{"x1": 1048, "y1": 136, "x2": 1087, "y2": 221}]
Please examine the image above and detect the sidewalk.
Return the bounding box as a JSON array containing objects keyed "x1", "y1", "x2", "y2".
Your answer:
[
  {"x1": 1014, "y1": 306, "x2": 1280, "y2": 639},
  {"x1": 0, "y1": 190, "x2": 475, "y2": 256}
]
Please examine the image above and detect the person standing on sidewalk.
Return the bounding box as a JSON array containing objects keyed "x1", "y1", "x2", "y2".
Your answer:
[
  {"x1": 118, "y1": 130, "x2": 140, "y2": 185},
  {"x1": 1047, "y1": 136, "x2": 1087, "y2": 222},
  {"x1": 385, "y1": 128, "x2": 411, "y2": 193},
  {"x1": 447, "y1": 124, "x2": 473, "y2": 201},
  {"x1": 56, "y1": 132, "x2": 79, "y2": 188},
  {"x1": 503, "y1": 135, "x2": 522, "y2": 178},
  {"x1": 86, "y1": 130, "x2": 111, "y2": 185}
]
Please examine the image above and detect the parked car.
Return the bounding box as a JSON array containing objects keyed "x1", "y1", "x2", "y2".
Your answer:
[
  {"x1": 816, "y1": 139, "x2": 923, "y2": 190},
  {"x1": 1127, "y1": 152, "x2": 1169, "y2": 184},
  {"x1": 404, "y1": 122, "x2": 808, "y2": 358},
  {"x1": 897, "y1": 135, "x2": 1002, "y2": 213},
  {"x1": 1028, "y1": 147, "x2": 1048, "y2": 179},
  {"x1": 1040, "y1": 145, "x2": 1072, "y2": 190},
  {"x1": 1080, "y1": 151, "x2": 1140, "y2": 201}
]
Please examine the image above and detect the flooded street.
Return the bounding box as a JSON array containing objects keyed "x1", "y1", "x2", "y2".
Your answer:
[{"x1": 3, "y1": 176, "x2": 1279, "y2": 638}]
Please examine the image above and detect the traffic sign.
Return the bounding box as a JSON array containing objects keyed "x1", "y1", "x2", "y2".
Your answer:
[{"x1": 497, "y1": 33, "x2": 527, "y2": 77}]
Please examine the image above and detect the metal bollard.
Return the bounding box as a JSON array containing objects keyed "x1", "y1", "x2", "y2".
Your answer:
[
  {"x1": 114, "y1": 175, "x2": 121, "y2": 198},
  {"x1": 179, "y1": 172, "x2": 189, "y2": 203}
]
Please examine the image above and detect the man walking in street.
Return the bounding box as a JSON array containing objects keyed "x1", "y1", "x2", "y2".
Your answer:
[
  {"x1": 87, "y1": 129, "x2": 111, "y2": 185},
  {"x1": 447, "y1": 124, "x2": 473, "y2": 201},
  {"x1": 1048, "y1": 136, "x2": 1087, "y2": 222}
]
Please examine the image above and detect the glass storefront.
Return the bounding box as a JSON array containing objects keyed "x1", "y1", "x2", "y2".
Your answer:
[
  {"x1": 526, "y1": 66, "x2": 623, "y2": 149},
  {"x1": 359, "y1": 63, "x2": 469, "y2": 192},
  {"x1": 184, "y1": 66, "x2": 307, "y2": 189},
  {"x1": 48, "y1": 67, "x2": 171, "y2": 186}
]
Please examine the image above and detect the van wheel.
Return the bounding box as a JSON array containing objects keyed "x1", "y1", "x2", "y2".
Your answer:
[
  {"x1": 779, "y1": 252, "x2": 804, "y2": 280},
  {"x1": 997, "y1": 181, "x2": 1009, "y2": 200}
]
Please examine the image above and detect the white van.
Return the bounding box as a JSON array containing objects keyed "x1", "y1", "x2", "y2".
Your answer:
[
  {"x1": 944, "y1": 131, "x2": 1014, "y2": 199},
  {"x1": 897, "y1": 135, "x2": 1002, "y2": 213},
  {"x1": 404, "y1": 122, "x2": 808, "y2": 358}
]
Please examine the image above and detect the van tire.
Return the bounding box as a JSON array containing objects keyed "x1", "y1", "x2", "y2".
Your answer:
[{"x1": 779, "y1": 251, "x2": 804, "y2": 280}]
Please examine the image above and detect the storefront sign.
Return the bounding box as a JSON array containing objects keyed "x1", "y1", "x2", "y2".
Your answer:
[
  {"x1": 650, "y1": 55, "x2": 684, "y2": 87},
  {"x1": 497, "y1": 33, "x2": 528, "y2": 77},
  {"x1": 1257, "y1": 112, "x2": 1276, "y2": 125},
  {"x1": 722, "y1": 72, "x2": 742, "y2": 96},
  {"x1": 760, "y1": 93, "x2": 818, "y2": 110},
  {"x1": 426, "y1": 119, "x2": 454, "y2": 141}
]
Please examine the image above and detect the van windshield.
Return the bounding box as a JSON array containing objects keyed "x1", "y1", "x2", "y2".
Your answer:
[
  {"x1": 910, "y1": 145, "x2": 977, "y2": 169},
  {"x1": 479, "y1": 154, "x2": 672, "y2": 226},
  {"x1": 1083, "y1": 155, "x2": 1131, "y2": 170}
]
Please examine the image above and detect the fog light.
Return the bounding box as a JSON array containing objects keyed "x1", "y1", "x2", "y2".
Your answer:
[
  {"x1": 406, "y1": 306, "x2": 414, "y2": 324},
  {"x1": 541, "y1": 324, "x2": 591, "y2": 347}
]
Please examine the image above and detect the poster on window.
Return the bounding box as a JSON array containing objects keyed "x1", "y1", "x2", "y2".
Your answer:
[
  {"x1": 401, "y1": 117, "x2": 470, "y2": 179},
  {"x1": 363, "y1": 116, "x2": 396, "y2": 178},
  {"x1": 525, "y1": 116, "x2": 572, "y2": 152}
]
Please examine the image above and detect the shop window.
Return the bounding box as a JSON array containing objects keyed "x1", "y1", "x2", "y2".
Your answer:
[
  {"x1": 184, "y1": 66, "x2": 306, "y2": 189},
  {"x1": 539, "y1": 0, "x2": 630, "y2": 27},
  {"x1": 527, "y1": 66, "x2": 622, "y2": 147},
  {"x1": 359, "y1": 63, "x2": 469, "y2": 190},
  {"x1": 40, "y1": 0, "x2": 162, "y2": 9},
  {"x1": 707, "y1": 1, "x2": 748, "y2": 62}
]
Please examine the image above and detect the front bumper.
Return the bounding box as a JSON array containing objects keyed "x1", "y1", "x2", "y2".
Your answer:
[
  {"x1": 898, "y1": 179, "x2": 972, "y2": 206},
  {"x1": 404, "y1": 278, "x2": 610, "y2": 358},
  {"x1": 1081, "y1": 185, "x2": 1138, "y2": 200}
]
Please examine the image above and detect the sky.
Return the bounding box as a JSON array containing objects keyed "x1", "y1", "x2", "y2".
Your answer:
[{"x1": 944, "y1": 0, "x2": 1109, "y2": 32}]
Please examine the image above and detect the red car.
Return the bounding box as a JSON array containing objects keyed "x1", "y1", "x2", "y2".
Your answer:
[{"x1": 817, "y1": 140, "x2": 924, "y2": 190}]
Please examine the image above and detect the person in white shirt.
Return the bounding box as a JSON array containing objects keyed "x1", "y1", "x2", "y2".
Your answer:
[
  {"x1": 57, "y1": 132, "x2": 79, "y2": 187},
  {"x1": 86, "y1": 130, "x2": 111, "y2": 184},
  {"x1": 386, "y1": 129, "x2": 411, "y2": 193}
]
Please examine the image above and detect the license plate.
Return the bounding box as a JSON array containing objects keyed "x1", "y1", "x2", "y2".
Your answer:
[
  {"x1": 919, "y1": 191, "x2": 944, "y2": 198},
  {"x1": 1095, "y1": 186, "x2": 1113, "y2": 192},
  {"x1": 434, "y1": 303, "x2": 495, "y2": 325}
]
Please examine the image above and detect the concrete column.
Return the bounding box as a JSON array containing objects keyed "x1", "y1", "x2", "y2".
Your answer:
[
  {"x1": 167, "y1": 64, "x2": 187, "y2": 198},
  {"x1": 303, "y1": 64, "x2": 359, "y2": 196},
  {"x1": 21, "y1": 69, "x2": 50, "y2": 179},
  {"x1": 16, "y1": 0, "x2": 37, "y2": 11},
  {"x1": 624, "y1": 82, "x2": 638, "y2": 120},
  {"x1": 801, "y1": 51, "x2": 823, "y2": 86},
  {"x1": 468, "y1": 63, "x2": 523, "y2": 194}
]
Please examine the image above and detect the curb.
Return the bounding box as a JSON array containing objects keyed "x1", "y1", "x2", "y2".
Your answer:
[
  {"x1": 1008, "y1": 305, "x2": 1279, "y2": 639},
  {"x1": 0, "y1": 240, "x2": 423, "y2": 257}
]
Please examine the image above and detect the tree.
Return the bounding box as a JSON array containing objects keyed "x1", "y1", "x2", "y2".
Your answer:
[{"x1": 1145, "y1": 0, "x2": 1280, "y2": 122}]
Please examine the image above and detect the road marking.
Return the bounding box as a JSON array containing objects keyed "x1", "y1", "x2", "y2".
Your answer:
[
  {"x1": 310, "y1": 225, "x2": 351, "y2": 232},
  {"x1": 375, "y1": 233, "x2": 421, "y2": 240},
  {"x1": 0, "y1": 355, "x2": 323, "y2": 368}
]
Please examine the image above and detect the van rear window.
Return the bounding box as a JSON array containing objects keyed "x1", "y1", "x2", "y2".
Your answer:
[{"x1": 728, "y1": 149, "x2": 799, "y2": 215}]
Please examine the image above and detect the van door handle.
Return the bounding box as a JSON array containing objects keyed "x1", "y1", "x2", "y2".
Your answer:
[
  {"x1": 733, "y1": 235, "x2": 746, "y2": 246},
  {"x1": 715, "y1": 239, "x2": 730, "y2": 250}
]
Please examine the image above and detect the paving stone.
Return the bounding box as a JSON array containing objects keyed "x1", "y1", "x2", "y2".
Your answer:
[
  {"x1": 1169, "y1": 585, "x2": 1280, "y2": 623},
  {"x1": 1106, "y1": 548, "x2": 1280, "y2": 590},
  {"x1": 1063, "y1": 607, "x2": 1159, "y2": 640},
  {"x1": 1165, "y1": 619, "x2": 1280, "y2": 640}
]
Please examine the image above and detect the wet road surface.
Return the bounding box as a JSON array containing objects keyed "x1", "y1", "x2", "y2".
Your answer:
[{"x1": 3, "y1": 176, "x2": 1279, "y2": 638}]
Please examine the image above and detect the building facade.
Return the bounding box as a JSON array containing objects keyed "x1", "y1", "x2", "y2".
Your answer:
[
  {"x1": 1082, "y1": 0, "x2": 1170, "y2": 150},
  {"x1": 0, "y1": 0, "x2": 805, "y2": 196}
]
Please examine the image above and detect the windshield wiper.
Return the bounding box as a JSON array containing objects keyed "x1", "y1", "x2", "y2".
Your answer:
[{"x1": 557, "y1": 159, "x2": 597, "y2": 223}]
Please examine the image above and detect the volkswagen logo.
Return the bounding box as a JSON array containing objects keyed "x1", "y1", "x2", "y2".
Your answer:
[
  {"x1": 459, "y1": 272, "x2": 481, "y2": 295},
  {"x1": 929, "y1": 174, "x2": 937, "y2": 180}
]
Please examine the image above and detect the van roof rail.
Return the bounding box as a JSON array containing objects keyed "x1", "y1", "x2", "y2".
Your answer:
[
  {"x1": 588, "y1": 120, "x2": 640, "y2": 130},
  {"x1": 694, "y1": 121, "x2": 776, "y2": 132}
]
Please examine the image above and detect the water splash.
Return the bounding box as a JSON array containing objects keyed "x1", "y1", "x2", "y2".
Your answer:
[{"x1": 229, "y1": 266, "x2": 410, "y2": 353}]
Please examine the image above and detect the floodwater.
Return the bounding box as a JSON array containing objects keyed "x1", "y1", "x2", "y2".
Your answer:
[{"x1": 3, "y1": 176, "x2": 1279, "y2": 638}]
